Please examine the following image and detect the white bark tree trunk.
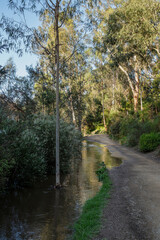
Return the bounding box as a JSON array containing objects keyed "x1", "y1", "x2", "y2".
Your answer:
[
  {"x1": 55, "y1": 1, "x2": 60, "y2": 186},
  {"x1": 119, "y1": 60, "x2": 140, "y2": 112},
  {"x1": 101, "y1": 78, "x2": 107, "y2": 131}
]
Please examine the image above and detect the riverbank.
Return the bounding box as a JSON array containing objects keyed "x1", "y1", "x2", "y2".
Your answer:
[{"x1": 85, "y1": 134, "x2": 160, "y2": 240}]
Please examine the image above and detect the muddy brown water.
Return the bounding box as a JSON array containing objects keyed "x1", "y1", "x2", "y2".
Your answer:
[{"x1": 0, "y1": 141, "x2": 122, "y2": 240}]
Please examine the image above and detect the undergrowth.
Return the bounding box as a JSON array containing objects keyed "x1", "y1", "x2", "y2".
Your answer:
[
  {"x1": 139, "y1": 132, "x2": 160, "y2": 152},
  {"x1": 108, "y1": 113, "x2": 160, "y2": 151},
  {"x1": 73, "y1": 162, "x2": 111, "y2": 240}
]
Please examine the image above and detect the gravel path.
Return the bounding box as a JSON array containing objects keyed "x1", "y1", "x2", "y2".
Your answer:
[{"x1": 85, "y1": 135, "x2": 160, "y2": 240}]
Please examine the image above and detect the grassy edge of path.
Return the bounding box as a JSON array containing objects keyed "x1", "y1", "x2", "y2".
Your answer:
[{"x1": 73, "y1": 164, "x2": 112, "y2": 240}]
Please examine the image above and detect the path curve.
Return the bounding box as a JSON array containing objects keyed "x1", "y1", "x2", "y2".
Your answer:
[{"x1": 85, "y1": 135, "x2": 160, "y2": 240}]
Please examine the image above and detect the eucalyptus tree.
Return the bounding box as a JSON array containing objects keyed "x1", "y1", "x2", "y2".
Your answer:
[
  {"x1": 2, "y1": 0, "x2": 85, "y2": 186},
  {"x1": 36, "y1": 0, "x2": 82, "y2": 187},
  {"x1": 102, "y1": 0, "x2": 160, "y2": 112},
  {"x1": 33, "y1": 5, "x2": 86, "y2": 186}
]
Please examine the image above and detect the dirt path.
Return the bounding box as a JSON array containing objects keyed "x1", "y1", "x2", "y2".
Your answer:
[{"x1": 85, "y1": 135, "x2": 160, "y2": 240}]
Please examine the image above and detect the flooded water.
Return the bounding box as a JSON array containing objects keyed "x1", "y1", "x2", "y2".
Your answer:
[{"x1": 0, "y1": 141, "x2": 122, "y2": 240}]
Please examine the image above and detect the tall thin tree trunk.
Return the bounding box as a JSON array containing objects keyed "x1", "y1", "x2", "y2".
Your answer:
[
  {"x1": 134, "y1": 56, "x2": 139, "y2": 112},
  {"x1": 101, "y1": 78, "x2": 107, "y2": 131},
  {"x1": 133, "y1": 92, "x2": 139, "y2": 112},
  {"x1": 55, "y1": 1, "x2": 60, "y2": 186},
  {"x1": 78, "y1": 75, "x2": 82, "y2": 132},
  {"x1": 112, "y1": 71, "x2": 115, "y2": 109},
  {"x1": 69, "y1": 74, "x2": 76, "y2": 125},
  {"x1": 140, "y1": 75, "x2": 143, "y2": 112},
  {"x1": 140, "y1": 89, "x2": 143, "y2": 111},
  {"x1": 70, "y1": 92, "x2": 76, "y2": 125}
]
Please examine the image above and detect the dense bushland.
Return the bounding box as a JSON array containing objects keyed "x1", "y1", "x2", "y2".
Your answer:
[
  {"x1": 84, "y1": 106, "x2": 160, "y2": 153},
  {"x1": 139, "y1": 132, "x2": 160, "y2": 152},
  {"x1": 0, "y1": 112, "x2": 82, "y2": 190},
  {"x1": 107, "y1": 112, "x2": 160, "y2": 152}
]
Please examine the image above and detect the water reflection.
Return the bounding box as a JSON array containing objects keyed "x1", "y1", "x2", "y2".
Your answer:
[{"x1": 0, "y1": 141, "x2": 121, "y2": 240}]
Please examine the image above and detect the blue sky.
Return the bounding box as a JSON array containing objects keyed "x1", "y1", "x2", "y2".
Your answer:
[{"x1": 0, "y1": 0, "x2": 40, "y2": 76}]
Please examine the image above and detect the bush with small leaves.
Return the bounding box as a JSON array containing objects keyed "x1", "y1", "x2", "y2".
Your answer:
[
  {"x1": 109, "y1": 119, "x2": 121, "y2": 139},
  {"x1": 139, "y1": 132, "x2": 160, "y2": 152},
  {"x1": 0, "y1": 112, "x2": 82, "y2": 190}
]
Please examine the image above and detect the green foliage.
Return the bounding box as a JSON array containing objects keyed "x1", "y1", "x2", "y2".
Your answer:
[
  {"x1": 108, "y1": 113, "x2": 160, "y2": 149},
  {"x1": 94, "y1": 125, "x2": 106, "y2": 134},
  {"x1": 139, "y1": 132, "x2": 160, "y2": 152},
  {"x1": 85, "y1": 99, "x2": 103, "y2": 134},
  {"x1": 107, "y1": 112, "x2": 122, "y2": 138},
  {"x1": 104, "y1": 0, "x2": 160, "y2": 63},
  {"x1": 0, "y1": 112, "x2": 82, "y2": 190},
  {"x1": 0, "y1": 114, "x2": 46, "y2": 188},
  {"x1": 151, "y1": 114, "x2": 160, "y2": 132},
  {"x1": 119, "y1": 116, "x2": 144, "y2": 146},
  {"x1": 31, "y1": 115, "x2": 82, "y2": 174},
  {"x1": 96, "y1": 162, "x2": 108, "y2": 181},
  {"x1": 12, "y1": 127, "x2": 46, "y2": 186},
  {"x1": 73, "y1": 163, "x2": 111, "y2": 240},
  {"x1": 109, "y1": 119, "x2": 121, "y2": 139}
]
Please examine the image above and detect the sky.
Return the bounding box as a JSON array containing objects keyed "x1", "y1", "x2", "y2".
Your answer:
[{"x1": 0, "y1": 0, "x2": 41, "y2": 77}]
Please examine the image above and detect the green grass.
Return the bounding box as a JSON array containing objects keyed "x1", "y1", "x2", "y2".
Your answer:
[{"x1": 73, "y1": 163, "x2": 112, "y2": 240}]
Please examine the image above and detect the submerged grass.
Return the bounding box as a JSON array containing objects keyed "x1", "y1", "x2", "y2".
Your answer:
[{"x1": 73, "y1": 163, "x2": 112, "y2": 240}]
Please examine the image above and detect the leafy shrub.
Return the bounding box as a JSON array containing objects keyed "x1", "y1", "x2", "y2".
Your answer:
[
  {"x1": 139, "y1": 132, "x2": 160, "y2": 152},
  {"x1": 0, "y1": 116, "x2": 46, "y2": 187},
  {"x1": 109, "y1": 119, "x2": 121, "y2": 139},
  {"x1": 151, "y1": 114, "x2": 160, "y2": 132},
  {"x1": 108, "y1": 112, "x2": 160, "y2": 147},
  {"x1": 137, "y1": 109, "x2": 152, "y2": 122},
  {"x1": 0, "y1": 113, "x2": 82, "y2": 190},
  {"x1": 126, "y1": 129, "x2": 140, "y2": 146},
  {"x1": 94, "y1": 125, "x2": 106, "y2": 134},
  {"x1": 32, "y1": 115, "x2": 82, "y2": 174},
  {"x1": 119, "y1": 117, "x2": 139, "y2": 146},
  {"x1": 122, "y1": 118, "x2": 151, "y2": 146},
  {"x1": 120, "y1": 116, "x2": 139, "y2": 136},
  {"x1": 12, "y1": 128, "x2": 46, "y2": 186}
]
